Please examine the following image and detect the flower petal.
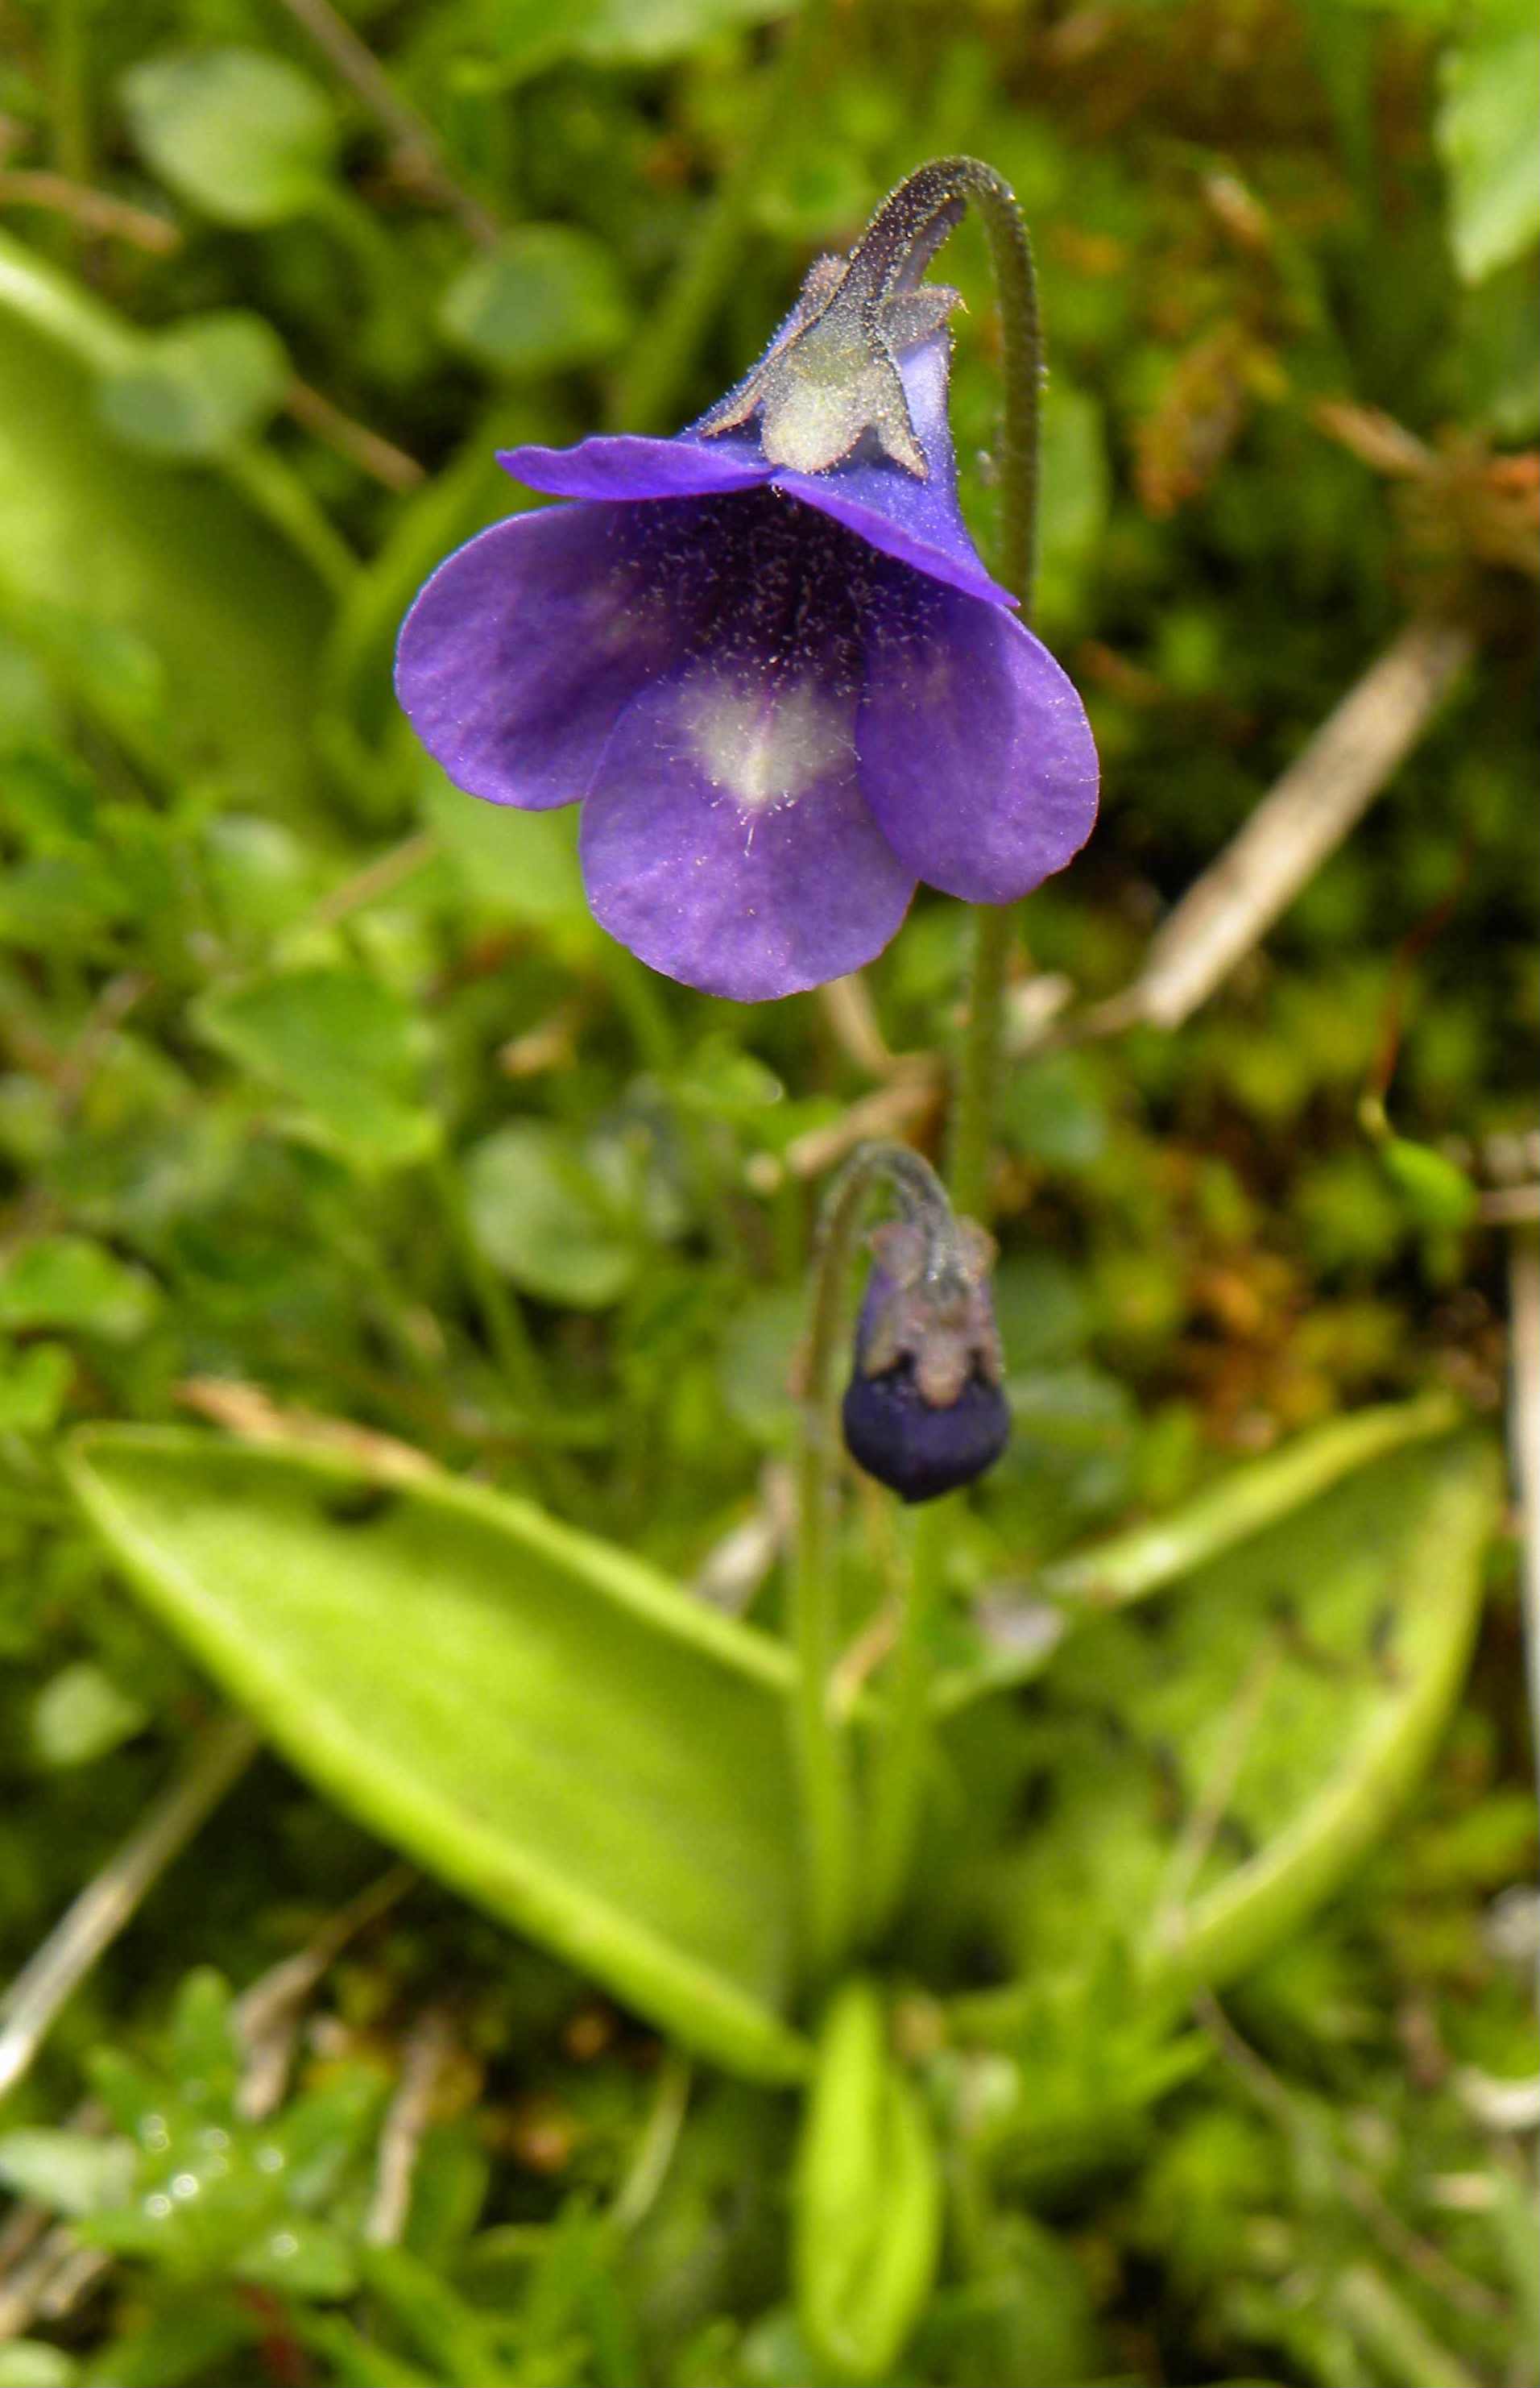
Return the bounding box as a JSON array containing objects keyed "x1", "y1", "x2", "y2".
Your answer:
[
  {"x1": 857, "y1": 577, "x2": 1099, "y2": 903},
  {"x1": 770, "y1": 338, "x2": 1013, "y2": 610},
  {"x1": 579, "y1": 666, "x2": 915, "y2": 1001},
  {"x1": 395, "y1": 502, "x2": 686, "y2": 811},
  {"x1": 499, "y1": 433, "x2": 773, "y2": 504}
]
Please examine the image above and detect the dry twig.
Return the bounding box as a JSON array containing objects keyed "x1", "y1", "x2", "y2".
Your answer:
[
  {"x1": 236, "y1": 1864, "x2": 418, "y2": 2121},
  {"x1": 1082, "y1": 614, "x2": 1476, "y2": 1037},
  {"x1": 365, "y1": 2005, "x2": 455, "y2": 2245},
  {"x1": 611, "y1": 2053, "x2": 692, "y2": 2235},
  {"x1": 0, "y1": 1872, "x2": 418, "y2": 2341},
  {"x1": 0, "y1": 168, "x2": 180, "y2": 250},
  {"x1": 818, "y1": 973, "x2": 904, "y2": 1078},
  {"x1": 312, "y1": 830, "x2": 440, "y2": 927},
  {"x1": 285, "y1": 379, "x2": 425, "y2": 492},
  {"x1": 274, "y1": 0, "x2": 499, "y2": 245},
  {"x1": 175, "y1": 1378, "x2": 439, "y2": 1482},
  {"x1": 748, "y1": 1063, "x2": 939, "y2": 1192},
  {"x1": 0, "y1": 1715, "x2": 259, "y2": 2105},
  {"x1": 0, "y1": 2228, "x2": 110, "y2": 2342},
  {"x1": 691, "y1": 1462, "x2": 794, "y2": 1614}
]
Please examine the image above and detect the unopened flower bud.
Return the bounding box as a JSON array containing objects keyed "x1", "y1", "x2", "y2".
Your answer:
[{"x1": 841, "y1": 1214, "x2": 1008, "y2": 1503}]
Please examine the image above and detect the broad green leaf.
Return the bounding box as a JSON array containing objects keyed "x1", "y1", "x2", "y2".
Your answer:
[
  {"x1": 1039, "y1": 1391, "x2": 1463, "y2": 1611},
  {"x1": 465, "y1": 1120, "x2": 637, "y2": 1306},
  {"x1": 195, "y1": 967, "x2": 439, "y2": 1172},
  {"x1": 1436, "y1": 0, "x2": 1540, "y2": 283},
  {"x1": 97, "y1": 313, "x2": 290, "y2": 460},
  {"x1": 122, "y1": 50, "x2": 338, "y2": 228},
  {"x1": 0, "y1": 234, "x2": 328, "y2": 808},
  {"x1": 793, "y1": 1982, "x2": 942, "y2": 2384},
  {"x1": 947, "y1": 1430, "x2": 1500, "y2": 2034},
  {"x1": 935, "y1": 1395, "x2": 1463, "y2": 1712},
  {"x1": 439, "y1": 229, "x2": 633, "y2": 375},
  {"x1": 64, "y1": 1428, "x2": 808, "y2": 2083}
]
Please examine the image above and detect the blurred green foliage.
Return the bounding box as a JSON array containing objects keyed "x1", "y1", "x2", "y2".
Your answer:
[{"x1": 0, "y1": 0, "x2": 1534, "y2": 2382}]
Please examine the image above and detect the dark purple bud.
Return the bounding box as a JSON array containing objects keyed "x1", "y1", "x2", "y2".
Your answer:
[{"x1": 841, "y1": 1217, "x2": 1009, "y2": 1503}]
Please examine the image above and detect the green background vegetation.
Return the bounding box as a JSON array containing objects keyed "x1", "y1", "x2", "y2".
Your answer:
[{"x1": 0, "y1": 2, "x2": 1535, "y2": 2382}]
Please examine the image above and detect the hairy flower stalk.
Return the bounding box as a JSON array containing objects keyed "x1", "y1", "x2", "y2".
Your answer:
[{"x1": 793, "y1": 1141, "x2": 1008, "y2": 1973}]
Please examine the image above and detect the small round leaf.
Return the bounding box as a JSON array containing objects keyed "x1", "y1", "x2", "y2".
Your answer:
[
  {"x1": 97, "y1": 313, "x2": 290, "y2": 459},
  {"x1": 439, "y1": 228, "x2": 632, "y2": 375},
  {"x1": 123, "y1": 49, "x2": 337, "y2": 227},
  {"x1": 465, "y1": 1121, "x2": 637, "y2": 1306}
]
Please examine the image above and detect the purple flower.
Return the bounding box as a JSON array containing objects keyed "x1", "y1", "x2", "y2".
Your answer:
[{"x1": 395, "y1": 195, "x2": 1098, "y2": 1002}]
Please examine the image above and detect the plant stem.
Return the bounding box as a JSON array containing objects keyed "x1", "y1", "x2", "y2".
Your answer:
[
  {"x1": 931, "y1": 160, "x2": 1045, "y2": 1222},
  {"x1": 790, "y1": 1162, "x2": 869, "y2": 1985},
  {"x1": 863, "y1": 1497, "x2": 950, "y2": 1941},
  {"x1": 52, "y1": 0, "x2": 90, "y2": 197},
  {"x1": 947, "y1": 902, "x2": 1013, "y2": 1223},
  {"x1": 275, "y1": 0, "x2": 499, "y2": 246},
  {"x1": 224, "y1": 445, "x2": 360, "y2": 596},
  {"x1": 955, "y1": 165, "x2": 1044, "y2": 610},
  {"x1": 790, "y1": 1142, "x2": 961, "y2": 1984},
  {"x1": 425, "y1": 1147, "x2": 543, "y2": 1410}
]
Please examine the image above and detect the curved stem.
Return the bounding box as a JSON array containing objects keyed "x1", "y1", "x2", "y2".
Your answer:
[
  {"x1": 790, "y1": 1141, "x2": 954, "y2": 1985},
  {"x1": 950, "y1": 162, "x2": 1042, "y2": 609},
  {"x1": 916, "y1": 161, "x2": 1043, "y2": 1220},
  {"x1": 844, "y1": 157, "x2": 1041, "y2": 605}
]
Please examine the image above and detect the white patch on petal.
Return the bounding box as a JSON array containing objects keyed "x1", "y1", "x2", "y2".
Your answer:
[{"x1": 681, "y1": 675, "x2": 851, "y2": 812}]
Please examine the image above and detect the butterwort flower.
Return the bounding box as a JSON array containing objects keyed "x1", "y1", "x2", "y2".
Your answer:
[
  {"x1": 396, "y1": 170, "x2": 1098, "y2": 1001},
  {"x1": 842, "y1": 1213, "x2": 1009, "y2": 1503}
]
